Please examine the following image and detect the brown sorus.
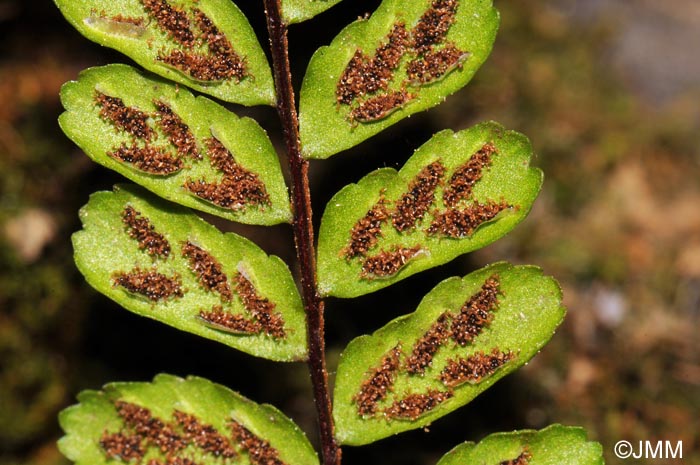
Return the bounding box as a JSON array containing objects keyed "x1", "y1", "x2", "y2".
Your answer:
[
  {"x1": 173, "y1": 410, "x2": 237, "y2": 458},
  {"x1": 108, "y1": 142, "x2": 183, "y2": 175},
  {"x1": 384, "y1": 389, "x2": 453, "y2": 420},
  {"x1": 500, "y1": 448, "x2": 532, "y2": 465},
  {"x1": 336, "y1": 23, "x2": 409, "y2": 105},
  {"x1": 349, "y1": 89, "x2": 414, "y2": 123},
  {"x1": 141, "y1": 0, "x2": 195, "y2": 46},
  {"x1": 181, "y1": 241, "x2": 233, "y2": 301},
  {"x1": 392, "y1": 161, "x2": 446, "y2": 231},
  {"x1": 122, "y1": 206, "x2": 171, "y2": 258},
  {"x1": 353, "y1": 345, "x2": 402, "y2": 416},
  {"x1": 234, "y1": 272, "x2": 286, "y2": 339},
  {"x1": 443, "y1": 143, "x2": 497, "y2": 207},
  {"x1": 451, "y1": 274, "x2": 500, "y2": 346},
  {"x1": 407, "y1": 42, "x2": 469, "y2": 84},
  {"x1": 405, "y1": 313, "x2": 452, "y2": 374},
  {"x1": 360, "y1": 246, "x2": 422, "y2": 279},
  {"x1": 153, "y1": 100, "x2": 200, "y2": 160},
  {"x1": 427, "y1": 200, "x2": 510, "y2": 238},
  {"x1": 95, "y1": 91, "x2": 155, "y2": 140},
  {"x1": 113, "y1": 267, "x2": 184, "y2": 301},
  {"x1": 198, "y1": 306, "x2": 263, "y2": 335},
  {"x1": 344, "y1": 201, "x2": 389, "y2": 259},
  {"x1": 229, "y1": 420, "x2": 286, "y2": 465},
  {"x1": 184, "y1": 137, "x2": 270, "y2": 210},
  {"x1": 100, "y1": 431, "x2": 145, "y2": 462},
  {"x1": 114, "y1": 400, "x2": 187, "y2": 454},
  {"x1": 110, "y1": 14, "x2": 146, "y2": 26},
  {"x1": 440, "y1": 348, "x2": 514, "y2": 387},
  {"x1": 411, "y1": 0, "x2": 459, "y2": 54}
]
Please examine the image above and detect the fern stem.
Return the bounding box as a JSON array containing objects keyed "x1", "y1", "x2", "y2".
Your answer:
[{"x1": 262, "y1": 2, "x2": 341, "y2": 465}]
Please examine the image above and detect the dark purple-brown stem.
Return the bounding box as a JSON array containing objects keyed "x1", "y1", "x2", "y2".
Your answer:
[{"x1": 262, "y1": 2, "x2": 341, "y2": 465}]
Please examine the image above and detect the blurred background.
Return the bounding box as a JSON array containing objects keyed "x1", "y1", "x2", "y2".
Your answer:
[{"x1": 0, "y1": 0, "x2": 698, "y2": 464}]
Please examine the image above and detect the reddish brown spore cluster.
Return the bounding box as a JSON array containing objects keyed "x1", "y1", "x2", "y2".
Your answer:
[
  {"x1": 181, "y1": 241, "x2": 233, "y2": 301},
  {"x1": 384, "y1": 389, "x2": 453, "y2": 420},
  {"x1": 101, "y1": 431, "x2": 145, "y2": 462},
  {"x1": 109, "y1": 142, "x2": 183, "y2": 175},
  {"x1": 500, "y1": 448, "x2": 532, "y2": 465},
  {"x1": 360, "y1": 246, "x2": 421, "y2": 279},
  {"x1": 229, "y1": 420, "x2": 286, "y2": 465},
  {"x1": 354, "y1": 345, "x2": 403, "y2": 416},
  {"x1": 113, "y1": 267, "x2": 183, "y2": 301},
  {"x1": 184, "y1": 137, "x2": 270, "y2": 210},
  {"x1": 428, "y1": 200, "x2": 510, "y2": 238},
  {"x1": 110, "y1": 14, "x2": 146, "y2": 27},
  {"x1": 153, "y1": 100, "x2": 200, "y2": 160},
  {"x1": 101, "y1": 401, "x2": 240, "y2": 464},
  {"x1": 405, "y1": 313, "x2": 452, "y2": 374},
  {"x1": 173, "y1": 410, "x2": 237, "y2": 458},
  {"x1": 336, "y1": 23, "x2": 409, "y2": 105},
  {"x1": 392, "y1": 161, "x2": 446, "y2": 231},
  {"x1": 141, "y1": 0, "x2": 195, "y2": 46},
  {"x1": 344, "y1": 201, "x2": 389, "y2": 259},
  {"x1": 115, "y1": 401, "x2": 187, "y2": 455},
  {"x1": 443, "y1": 143, "x2": 497, "y2": 207},
  {"x1": 122, "y1": 206, "x2": 171, "y2": 258},
  {"x1": 411, "y1": 0, "x2": 459, "y2": 53},
  {"x1": 234, "y1": 273, "x2": 285, "y2": 339},
  {"x1": 440, "y1": 349, "x2": 514, "y2": 387},
  {"x1": 451, "y1": 274, "x2": 500, "y2": 346},
  {"x1": 154, "y1": 6, "x2": 247, "y2": 82},
  {"x1": 95, "y1": 91, "x2": 155, "y2": 141},
  {"x1": 407, "y1": 42, "x2": 469, "y2": 84},
  {"x1": 198, "y1": 306, "x2": 263, "y2": 335},
  {"x1": 349, "y1": 89, "x2": 414, "y2": 123}
]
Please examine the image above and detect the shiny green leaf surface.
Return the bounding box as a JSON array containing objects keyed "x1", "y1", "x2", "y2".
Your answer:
[
  {"x1": 333, "y1": 263, "x2": 565, "y2": 445},
  {"x1": 281, "y1": 0, "x2": 344, "y2": 24},
  {"x1": 72, "y1": 185, "x2": 306, "y2": 361},
  {"x1": 59, "y1": 374, "x2": 319, "y2": 465},
  {"x1": 300, "y1": 0, "x2": 499, "y2": 159},
  {"x1": 60, "y1": 64, "x2": 291, "y2": 225},
  {"x1": 54, "y1": 0, "x2": 274, "y2": 105},
  {"x1": 437, "y1": 424, "x2": 605, "y2": 465},
  {"x1": 318, "y1": 122, "x2": 542, "y2": 298}
]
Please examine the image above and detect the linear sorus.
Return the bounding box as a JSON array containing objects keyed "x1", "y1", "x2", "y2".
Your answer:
[
  {"x1": 112, "y1": 267, "x2": 183, "y2": 301},
  {"x1": 391, "y1": 160, "x2": 446, "y2": 232},
  {"x1": 153, "y1": 100, "x2": 200, "y2": 160},
  {"x1": 94, "y1": 91, "x2": 155, "y2": 140},
  {"x1": 384, "y1": 389, "x2": 453, "y2": 420},
  {"x1": 451, "y1": 274, "x2": 500, "y2": 346},
  {"x1": 140, "y1": 0, "x2": 195, "y2": 47},
  {"x1": 427, "y1": 200, "x2": 511, "y2": 238},
  {"x1": 122, "y1": 206, "x2": 171, "y2": 258},
  {"x1": 114, "y1": 401, "x2": 186, "y2": 455},
  {"x1": 198, "y1": 306, "x2": 263, "y2": 335},
  {"x1": 411, "y1": 0, "x2": 459, "y2": 54},
  {"x1": 360, "y1": 246, "x2": 422, "y2": 279},
  {"x1": 442, "y1": 142, "x2": 497, "y2": 207},
  {"x1": 349, "y1": 89, "x2": 414, "y2": 123},
  {"x1": 406, "y1": 42, "x2": 470, "y2": 85},
  {"x1": 229, "y1": 420, "x2": 286, "y2": 465},
  {"x1": 108, "y1": 142, "x2": 183, "y2": 175},
  {"x1": 100, "y1": 431, "x2": 145, "y2": 462},
  {"x1": 173, "y1": 410, "x2": 237, "y2": 458},
  {"x1": 344, "y1": 201, "x2": 389, "y2": 259},
  {"x1": 181, "y1": 241, "x2": 233, "y2": 301},
  {"x1": 440, "y1": 349, "x2": 514, "y2": 387},
  {"x1": 234, "y1": 272, "x2": 285, "y2": 339},
  {"x1": 405, "y1": 312, "x2": 452, "y2": 374},
  {"x1": 354, "y1": 345, "x2": 403, "y2": 416}
]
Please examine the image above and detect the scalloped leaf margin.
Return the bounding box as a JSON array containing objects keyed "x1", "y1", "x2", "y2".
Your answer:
[
  {"x1": 333, "y1": 263, "x2": 566, "y2": 445},
  {"x1": 317, "y1": 122, "x2": 542, "y2": 298},
  {"x1": 72, "y1": 184, "x2": 306, "y2": 361},
  {"x1": 58, "y1": 374, "x2": 320, "y2": 465},
  {"x1": 60, "y1": 64, "x2": 291, "y2": 226},
  {"x1": 54, "y1": 0, "x2": 274, "y2": 105},
  {"x1": 299, "y1": 0, "x2": 499, "y2": 159},
  {"x1": 436, "y1": 424, "x2": 605, "y2": 465}
]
